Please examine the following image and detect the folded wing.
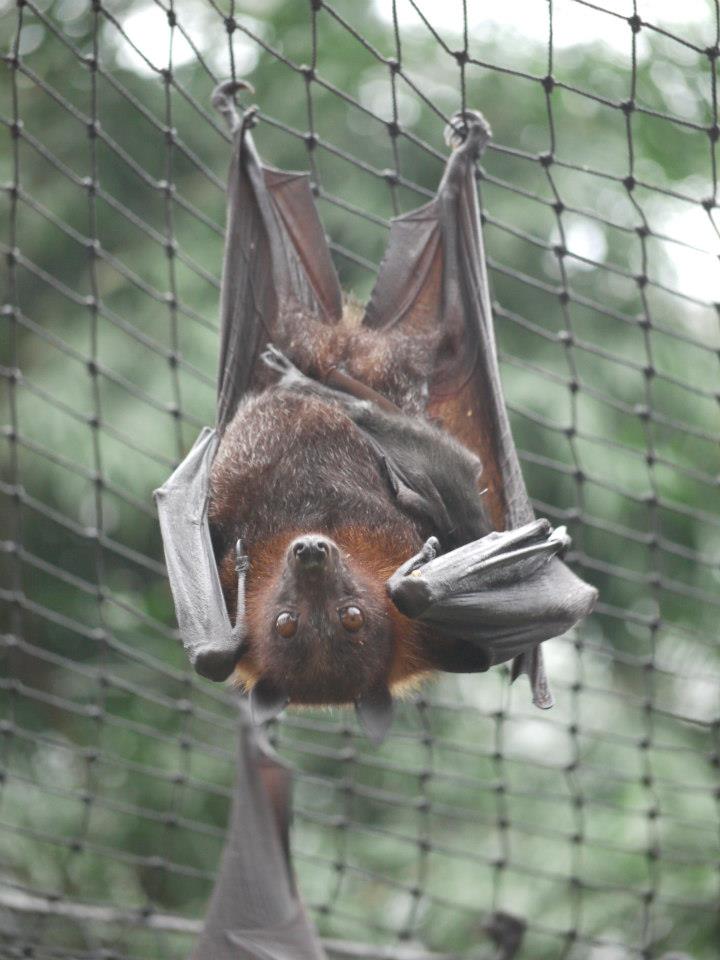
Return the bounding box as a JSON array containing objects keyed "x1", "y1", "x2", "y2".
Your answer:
[{"x1": 368, "y1": 113, "x2": 597, "y2": 702}]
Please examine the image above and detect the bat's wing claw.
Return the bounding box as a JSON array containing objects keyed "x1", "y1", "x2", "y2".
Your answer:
[
  {"x1": 260, "y1": 346, "x2": 309, "y2": 392},
  {"x1": 260, "y1": 344, "x2": 293, "y2": 373},
  {"x1": 235, "y1": 538, "x2": 250, "y2": 574},
  {"x1": 421, "y1": 536, "x2": 440, "y2": 562},
  {"x1": 549, "y1": 524, "x2": 571, "y2": 557},
  {"x1": 385, "y1": 535, "x2": 442, "y2": 614}
]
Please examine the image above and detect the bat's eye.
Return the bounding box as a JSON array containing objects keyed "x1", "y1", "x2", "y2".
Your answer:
[
  {"x1": 275, "y1": 612, "x2": 298, "y2": 639},
  {"x1": 339, "y1": 605, "x2": 364, "y2": 632}
]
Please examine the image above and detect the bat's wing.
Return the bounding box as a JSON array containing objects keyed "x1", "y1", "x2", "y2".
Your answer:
[
  {"x1": 154, "y1": 427, "x2": 249, "y2": 681},
  {"x1": 367, "y1": 113, "x2": 597, "y2": 704},
  {"x1": 213, "y1": 80, "x2": 342, "y2": 431},
  {"x1": 155, "y1": 83, "x2": 343, "y2": 681},
  {"x1": 190, "y1": 704, "x2": 326, "y2": 960},
  {"x1": 387, "y1": 522, "x2": 592, "y2": 708},
  {"x1": 364, "y1": 112, "x2": 525, "y2": 531}
]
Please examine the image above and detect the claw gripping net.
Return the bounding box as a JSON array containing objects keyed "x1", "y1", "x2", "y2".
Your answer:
[{"x1": 1, "y1": 2, "x2": 719, "y2": 959}]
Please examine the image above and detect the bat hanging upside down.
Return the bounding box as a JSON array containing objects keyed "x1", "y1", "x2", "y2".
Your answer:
[
  {"x1": 209, "y1": 331, "x2": 503, "y2": 733},
  {"x1": 155, "y1": 81, "x2": 597, "y2": 743}
]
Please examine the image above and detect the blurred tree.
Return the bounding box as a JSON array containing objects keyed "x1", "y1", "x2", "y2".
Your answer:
[{"x1": 1, "y1": 1, "x2": 718, "y2": 958}]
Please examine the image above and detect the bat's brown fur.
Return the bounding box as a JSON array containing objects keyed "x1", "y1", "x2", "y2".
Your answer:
[
  {"x1": 208, "y1": 303, "x2": 461, "y2": 705},
  {"x1": 272, "y1": 298, "x2": 439, "y2": 414}
]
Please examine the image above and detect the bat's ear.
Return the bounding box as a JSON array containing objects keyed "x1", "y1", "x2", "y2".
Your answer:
[
  {"x1": 355, "y1": 684, "x2": 394, "y2": 744},
  {"x1": 251, "y1": 678, "x2": 290, "y2": 726}
]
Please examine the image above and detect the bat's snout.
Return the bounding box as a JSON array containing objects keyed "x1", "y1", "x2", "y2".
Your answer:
[{"x1": 290, "y1": 535, "x2": 335, "y2": 570}]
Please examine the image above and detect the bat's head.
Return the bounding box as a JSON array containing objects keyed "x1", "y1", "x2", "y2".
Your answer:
[
  {"x1": 229, "y1": 527, "x2": 428, "y2": 732},
  {"x1": 249, "y1": 533, "x2": 393, "y2": 702}
]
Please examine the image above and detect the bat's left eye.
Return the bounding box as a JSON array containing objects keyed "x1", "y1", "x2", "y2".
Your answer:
[
  {"x1": 339, "y1": 605, "x2": 364, "y2": 632},
  {"x1": 275, "y1": 612, "x2": 298, "y2": 638}
]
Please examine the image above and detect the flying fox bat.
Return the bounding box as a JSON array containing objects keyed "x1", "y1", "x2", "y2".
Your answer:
[{"x1": 155, "y1": 81, "x2": 597, "y2": 744}]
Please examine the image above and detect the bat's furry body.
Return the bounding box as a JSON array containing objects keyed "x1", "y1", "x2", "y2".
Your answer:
[
  {"x1": 157, "y1": 87, "x2": 596, "y2": 739},
  {"x1": 209, "y1": 303, "x2": 491, "y2": 705}
]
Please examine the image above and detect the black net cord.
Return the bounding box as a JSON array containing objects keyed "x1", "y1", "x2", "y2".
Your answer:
[{"x1": 1, "y1": 2, "x2": 719, "y2": 959}]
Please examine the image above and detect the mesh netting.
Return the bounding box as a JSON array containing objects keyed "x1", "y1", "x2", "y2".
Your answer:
[{"x1": 1, "y1": 1, "x2": 719, "y2": 958}]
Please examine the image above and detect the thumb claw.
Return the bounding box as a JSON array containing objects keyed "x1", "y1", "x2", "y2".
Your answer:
[{"x1": 422, "y1": 536, "x2": 440, "y2": 562}]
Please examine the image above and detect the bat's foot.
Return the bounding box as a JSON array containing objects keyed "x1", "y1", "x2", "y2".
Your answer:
[
  {"x1": 240, "y1": 105, "x2": 259, "y2": 136},
  {"x1": 212, "y1": 79, "x2": 256, "y2": 132},
  {"x1": 445, "y1": 109, "x2": 492, "y2": 156}
]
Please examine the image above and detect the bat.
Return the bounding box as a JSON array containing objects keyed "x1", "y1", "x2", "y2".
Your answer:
[
  {"x1": 155, "y1": 80, "x2": 598, "y2": 746},
  {"x1": 189, "y1": 701, "x2": 529, "y2": 958},
  {"x1": 189, "y1": 700, "x2": 326, "y2": 959}
]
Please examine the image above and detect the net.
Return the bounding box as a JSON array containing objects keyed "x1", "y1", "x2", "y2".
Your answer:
[{"x1": 1, "y1": 2, "x2": 718, "y2": 958}]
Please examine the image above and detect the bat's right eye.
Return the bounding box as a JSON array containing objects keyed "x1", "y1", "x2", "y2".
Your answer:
[
  {"x1": 339, "y1": 605, "x2": 364, "y2": 632},
  {"x1": 275, "y1": 612, "x2": 298, "y2": 639}
]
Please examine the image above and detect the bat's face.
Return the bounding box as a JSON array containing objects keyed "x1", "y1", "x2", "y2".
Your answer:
[{"x1": 245, "y1": 533, "x2": 395, "y2": 704}]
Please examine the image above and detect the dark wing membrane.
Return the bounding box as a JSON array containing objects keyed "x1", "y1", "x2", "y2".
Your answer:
[
  {"x1": 215, "y1": 84, "x2": 342, "y2": 431},
  {"x1": 154, "y1": 427, "x2": 244, "y2": 681},
  {"x1": 364, "y1": 208, "x2": 444, "y2": 338},
  {"x1": 372, "y1": 116, "x2": 598, "y2": 699},
  {"x1": 156, "y1": 88, "x2": 345, "y2": 683},
  {"x1": 191, "y1": 710, "x2": 326, "y2": 959},
  {"x1": 363, "y1": 116, "x2": 529, "y2": 532},
  {"x1": 387, "y1": 522, "x2": 597, "y2": 707}
]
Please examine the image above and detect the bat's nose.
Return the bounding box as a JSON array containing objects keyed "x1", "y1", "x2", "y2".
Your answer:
[{"x1": 291, "y1": 536, "x2": 330, "y2": 568}]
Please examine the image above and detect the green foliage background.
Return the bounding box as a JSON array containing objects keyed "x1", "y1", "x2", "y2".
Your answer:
[{"x1": 0, "y1": 1, "x2": 718, "y2": 958}]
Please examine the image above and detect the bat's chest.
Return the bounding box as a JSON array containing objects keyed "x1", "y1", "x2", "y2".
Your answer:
[{"x1": 210, "y1": 390, "x2": 414, "y2": 545}]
